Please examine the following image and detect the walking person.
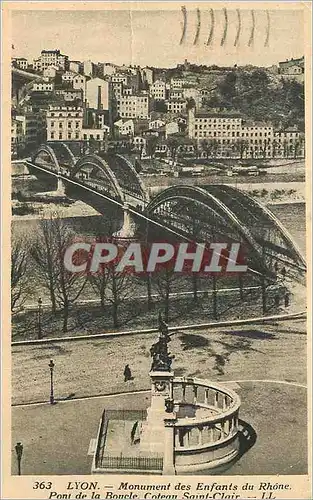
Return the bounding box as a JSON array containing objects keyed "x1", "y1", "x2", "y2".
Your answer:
[{"x1": 124, "y1": 364, "x2": 132, "y2": 382}]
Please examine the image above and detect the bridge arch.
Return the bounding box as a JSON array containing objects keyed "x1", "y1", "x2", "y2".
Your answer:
[
  {"x1": 31, "y1": 142, "x2": 77, "y2": 173},
  {"x1": 72, "y1": 153, "x2": 124, "y2": 200},
  {"x1": 71, "y1": 152, "x2": 147, "y2": 203},
  {"x1": 31, "y1": 144, "x2": 61, "y2": 173},
  {"x1": 145, "y1": 185, "x2": 305, "y2": 276}
]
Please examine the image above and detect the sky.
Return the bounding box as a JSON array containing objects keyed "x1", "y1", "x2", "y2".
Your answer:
[{"x1": 12, "y1": 8, "x2": 304, "y2": 68}]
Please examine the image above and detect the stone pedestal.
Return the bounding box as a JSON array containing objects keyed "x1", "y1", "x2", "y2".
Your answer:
[{"x1": 140, "y1": 370, "x2": 175, "y2": 454}]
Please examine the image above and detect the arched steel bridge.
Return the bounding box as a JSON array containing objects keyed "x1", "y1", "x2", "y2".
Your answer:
[
  {"x1": 145, "y1": 185, "x2": 306, "y2": 280},
  {"x1": 28, "y1": 142, "x2": 147, "y2": 206},
  {"x1": 27, "y1": 143, "x2": 306, "y2": 280}
]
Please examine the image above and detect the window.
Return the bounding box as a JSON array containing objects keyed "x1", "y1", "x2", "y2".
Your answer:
[
  {"x1": 59, "y1": 133, "x2": 63, "y2": 140},
  {"x1": 51, "y1": 121, "x2": 55, "y2": 128},
  {"x1": 68, "y1": 122, "x2": 72, "y2": 128},
  {"x1": 68, "y1": 132, "x2": 72, "y2": 139},
  {"x1": 75, "y1": 122, "x2": 80, "y2": 129},
  {"x1": 59, "y1": 123, "x2": 63, "y2": 129},
  {"x1": 75, "y1": 132, "x2": 80, "y2": 139}
]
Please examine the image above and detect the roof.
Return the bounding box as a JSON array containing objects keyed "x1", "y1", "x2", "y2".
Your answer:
[
  {"x1": 195, "y1": 111, "x2": 242, "y2": 118},
  {"x1": 279, "y1": 56, "x2": 304, "y2": 68}
]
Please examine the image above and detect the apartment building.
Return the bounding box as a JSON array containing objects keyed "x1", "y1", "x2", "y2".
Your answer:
[
  {"x1": 11, "y1": 118, "x2": 25, "y2": 156},
  {"x1": 12, "y1": 57, "x2": 28, "y2": 70},
  {"x1": 32, "y1": 80, "x2": 54, "y2": 92},
  {"x1": 40, "y1": 50, "x2": 69, "y2": 71},
  {"x1": 14, "y1": 112, "x2": 46, "y2": 151},
  {"x1": 62, "y1": 71, "x2": 77, "y2": 84},
  {"x1": 69, "y1": 61, "x2": 83, "y2": 74},
  {"x1": 114, "y1": 119, "x2": 135, "y2": 136},
  {"x1": 118, "y1": 93, "x2": 150, "y2": 119},
  {"x1": 166, "y1": 99, "x2": 187, "y2": 114},
  {"x1": 46, "y1": 106, "x2": 83, "y2": 141},
  {"x1": 188, "y1": 106, "x2": 304, "y2": 158},
  {"x1": 150, "y1": 80, "x2": 166, "y2": 100}
]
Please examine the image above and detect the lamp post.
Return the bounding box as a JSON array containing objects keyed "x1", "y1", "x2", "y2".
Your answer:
[
  {"x1": 38, "y1": 297, "x2": 42, "y2": 339},
  {"x1": 49, "y1": 359, "x2": 55, "y2": 405},
  {"x1": 15, "y1": 442, "x2": 23, "y2": 475}
]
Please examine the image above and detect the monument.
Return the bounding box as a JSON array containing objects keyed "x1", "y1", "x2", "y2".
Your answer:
[{"x1": 92, "y1": 314, "x2": 242, "y2": 475}]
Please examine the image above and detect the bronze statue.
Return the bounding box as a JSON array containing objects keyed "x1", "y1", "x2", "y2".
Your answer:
[{"x1": 150, "y1": 312, "x2": 174, "y2": 371}]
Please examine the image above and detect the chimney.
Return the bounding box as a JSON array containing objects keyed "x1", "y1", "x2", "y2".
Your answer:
[{"x1": 97, "y1": 85, "x2": 102, "y2": 110}]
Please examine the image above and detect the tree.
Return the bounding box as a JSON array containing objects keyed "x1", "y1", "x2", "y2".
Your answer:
[
  {"x1": 11, "y1": 236, "x2": 30, "y2": 312},
  {"x1": 153, "y1": 266, "x2": 176, "y2": 322},
  {"x1": 32, "y1": 214, "x2": 88, "y2": 332},
  {"x1": 31, "y1": 217, "x2": 58, "y2": 314},
  {"x1": 200, "y1": 139, "x2": 209, "y2": 158},
  {"x1": 145, "y1": 135, "x2": 158, "y2": 158},
  {"x1": 219, "y1": 72, "x2": 237, "y2": 102},
  {"x1": 89, "y1": 249, "x2": 133, "y2": 328},
  {"x1": 166, "y1": 137, "x2": 179, "y2": 162}
]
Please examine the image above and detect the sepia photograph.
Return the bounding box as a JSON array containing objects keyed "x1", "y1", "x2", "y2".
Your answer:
[{"x1": 2, "y1": 1, "x2": 311, "y2": 496}]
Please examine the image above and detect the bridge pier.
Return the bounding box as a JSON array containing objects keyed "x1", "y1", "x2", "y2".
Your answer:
[
  {"x1": 56, "y1": 173, "x2": 66, "y2": 195},
  {"x1": 114, "y1": 203, "x2": 137, "y2": 238}
]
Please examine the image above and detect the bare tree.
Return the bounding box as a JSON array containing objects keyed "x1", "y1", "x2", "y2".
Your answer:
[
  {"x1": 11, "y1": 236, "x2": 31, "y2": 312},
  {"x1": 89, "y1": 260, "x2": 133, "y2": 328},
  {"x1": 153, "y1": 266, "x2": 177, "y2": 322},
  {"x1": 32, "y1": 214, "x2": 88, "y2": 333},
  {"x1": 30, "y1": 217, "x2": 58, "y2": 314}
]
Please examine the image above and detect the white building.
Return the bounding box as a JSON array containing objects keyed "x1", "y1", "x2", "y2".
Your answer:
[
  {"x1": 149, "y1": 119, "x2": 166, "y2": 130},
  {"x1": 111, "y1": 73, "x2": 129, "y2": 86},
  {"x1": 150, "y1": 80, "x2": 166, "y2": 100},
  {"x1": 55, "y1": 88, "x2": 83, "y2": 102},
  {"x1": 166, "y1": 99, "x2": 187, "y2": 114},
  {"x1": 15, "y1": 112, "x2": 46, "y2": 150},
  {"x1": 40, "y1": 50, "x2": 68, "y2": 71},
  {"x1": 73, "y1": 74, "x2": 88, "y2": 100},
  {"x1": 165, "y1": 121, "x2": 179, "y2": 138},
  {"x1": 33, "y1": 59, "x2": 42, "y2": 72},
  {"x1": 46, "y1": 106, "x2": 83, "y2": 141},
  {"x1": 69, "y1": 61, "x2": 82, "y2": 73},
  {"x1": 83, "y1": 60, "x2": 96, "y2": 77},
  {"x1": 182, "y1": 87, "x2": 203, "y2": 109},
  {"x1": 43, "y1": 65, "x2": 59, "y2": 78},
  {"x1": 32, "y1": 80, "x2": 54, "y2": 92},
  {"x1": 82, "y1": 127, "x2": 109, "y2": 141},
  {"x1": 101, "y1": 63, "x2": 117, "y2": 76},
  {"x1": 12, "y1": 57, "x2": 28, "y2": 70},
  {"x1": 114, "y1": 119, "x2": 135, "y2": 136},
  {"x1": 62, "y1": 71, "x2": 77, "y2": 84},
  {"x1": 141, "y1": 67, "x2": 154, "y2": 86},
  {"x1": 170, "y1": 78, "x2": 186, "y2": 89},
  {"x1": 118, "y1": 93, "x2": 150, "y2": 119}
]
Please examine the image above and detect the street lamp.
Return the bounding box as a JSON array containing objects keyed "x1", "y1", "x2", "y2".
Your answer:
[
  {"x1": 38, "y1": 297, "x2": 42, "y2": 339},
  {"x1": 15, "y1": 442, "x2": 23, "y2": 475},
  {"x1": 49, "y1": 359, "x2": 55, "y2": 405}
]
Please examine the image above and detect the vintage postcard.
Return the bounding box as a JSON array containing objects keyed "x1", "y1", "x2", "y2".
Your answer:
[{"x1": 1, "y1": 1, "x2": 312, "y2": 499}]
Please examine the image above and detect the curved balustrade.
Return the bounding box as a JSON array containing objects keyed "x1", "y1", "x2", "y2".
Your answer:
[{"x1": 171, "y1": 377, "x2": 241, "y2": 472}]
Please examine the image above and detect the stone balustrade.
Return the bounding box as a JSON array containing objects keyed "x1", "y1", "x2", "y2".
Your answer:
[{"x1": 171, "y1": 377, "x2": 241, "y2": 473}]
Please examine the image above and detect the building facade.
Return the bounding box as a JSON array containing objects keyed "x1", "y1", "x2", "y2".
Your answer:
[
  {"x1": 188, "y1": 106, "x2": 304, "y2": 158},
  {"x1": 32, "y1": 80, "x2": 54, "y2": 92},
  {"x1": 46, "y1": 106, "x2": 83, "y2": 141},
  {"x1": 150, "y1": 80, "x2": 166, "y2": 100},
  {"x1": 40, "y1": 50, "x2": 69, "y2": 71},
  {"x1": 166, "y1": 99, "x2": 187, "y2": 114},
  {"x1": 118, "y1": 93, "x2": 150, "y2": 119}
]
